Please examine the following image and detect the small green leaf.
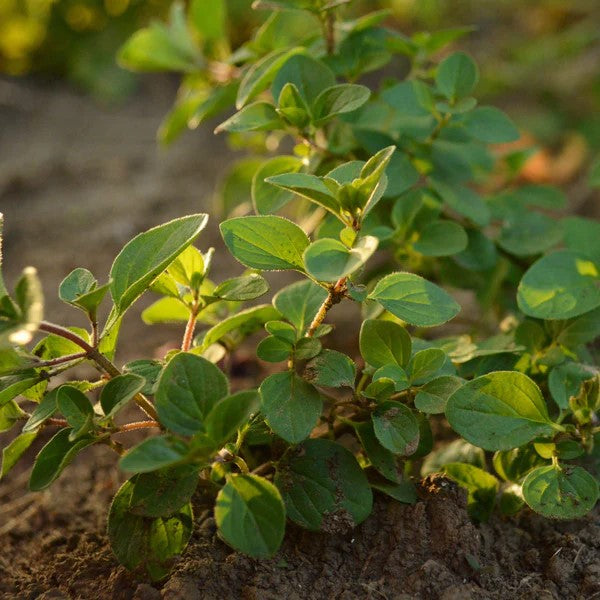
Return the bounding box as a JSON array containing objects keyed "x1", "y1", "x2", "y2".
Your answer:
[
  {"x1": 354, "y1": 420, "x2": 400, "y2": 483},
  {"x1": 372, "y1": 365, "x2": 409, "y2": 392},
  {"x1": 215, "y1": 474, "x2": 285, "y2": 558},
  {"x1": 517, "y1": 250, "x2": 600, "y2": 320},
  {"x1": 294, "y1": 337, "x2": 321, "y2": 360},
  {"x1": 109, "y1": 214, "x2": 208, "y2": 318},
  {"x1": 446, "y1": 371, "x2": 555, "y2": 451},
  {"x1": 414, "y1": 375, "x2": 463, "y2": 414},
  {"x1": 421, "y1": 438, "x2": 485, "y2": 476},
  {"x1": 563, "y1": 216, "x2": 600, "y2": 266},
  {"x1": 29, "y1": 428, "x2": 94, "y2": 490},
  {"x1": 100, "y1": 373, "x2": 146, "y2": 420},
  {"x1": 141, "y1": 297, "x2": 190, "y2": 325},
  {"x1": 108, "y1": 479, "x2": 193, "y2": 579},
  {"x1": 431, "y1": 180, "x2": 490, "y2": 227},
  {"x1": 493, "y1": 447, "x2": 546, "y2": 483},
  {"x1": 273, "y1": 280, "x2": 327, "y2": 335},
  {"x1": 498, "y1": 212, "x2": 563, "y2": 257},
  {"x1": 58, "y1": 268, "x2": 108, "y2": 316},
  {"x1": 274, "y1": 438, "x2": 372, "y2": 531},
  {"x1": 303, "y1": 236, "x2": 378, "y2": 282},
  {"x1": 372, "y1": 401, "x2": 419, "y2": 455},
  {"x1": 252, "y1": 156, "x2": 303, "y2": 214},
  {"x1": 167, "y1": 245, "x2": 205, "y2": 287},
  {"x1": 119, "y1": 436, "x2": 189, "y2": 473},
  {"x1": 259, "y1": 371, "x2": 322, "y2": 443},
  {"x1": 442, "y1": 462, "x2": 499, "y2": 522},
  {"x1": 56, "y1": 386, "x2": 94, "y2": 440},
  {"x1": 211, "y1": 274, "x2": 269, "y2": 301},
  {"x1": 156, "y1": 352, "x2": 229, "y2": 435},
  {"x1": 271, "y1": 54, "x2": 335, "y2": 108},
  {"x1": 200, "y1": 305, "x2": 280, "y2": 349},
  {"x1": 215, "y1": 102, "x2": 283, "y2": 133},
  {"x1": 205, "y1": 390, "x2": 260, "y2": 446},
  {"x1": 522, "y1": 465, "x2": 598, "y2": 519},
  {"x1": 463, "y1": 106, "x2": 519, "y2": 143},
  {"x1": 407, "y1": 348, "x2": 446, "y2": 384},
  {"x1": 359, "y1": 319, "x2": 411, "y2": 369},
  {"x1": 1, "y1": 431, "x2": 37, "y2": 478},
  {"x1": 435, "y1": 51, "x2": 479, "y2": 100},
  {"x1": 265, "y1": 320, "x2": 297, "y2": 343},
  {"x1": 257, "y1": 335, "x2": 293, "y2": 362},
  {"x1": 189, "y1": 0, "x2": 225, "y2": 41},
  {"x1": 0, "y1": 372, "x2": 40, "y2": 408},
  {"x1": 221, "y1": 215, "x2": 310, "y2": 271},
  {"x1": 23, "y1": 388, "x2": 59, "y2": 432},
  {"x1": 312, "y1": 84, "x2": 370, "y2": 123},
  {"x1": 0, "y1": 399, "x2": 26, "y2": 432},
  {"x1": 548, "y1": 362, "x2": 595, "y2": 410},
  {"x1": 123, "y1": 360, "x2": 163, "y2": 396},
  {"x1": 369, "y1": 272, "x2": 461, "y2": 327},
  {"x1": 129, "y1": 464, "x2": 200, "y2": 518},
  {"x1": 304, "y1": 349, "x2": 356, "y2": 388},
  {"x1": 413, "y1": 221, "x2": 468, "y2": 257}
]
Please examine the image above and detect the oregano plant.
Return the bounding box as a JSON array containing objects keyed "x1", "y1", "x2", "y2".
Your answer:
[{"x1": 2, "y1": 0, "x2": 600, "y2": 580}]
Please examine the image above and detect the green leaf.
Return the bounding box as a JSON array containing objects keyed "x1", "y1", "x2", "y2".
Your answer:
[
  {"x1": 205, "y1": 390, "x2": 260, "y2": 446},
  {"x1": 548, "y1": 362, "x2": 595, "y2": 410},
  {"x1": 252, "y1": 156, "x2": 303, "y2": 215},
  {"x1": 589, "y1": 158, "x2": 600, "y2": 188},
  {"x1": 100, "y1": 374, "x2": 146, "y2": 419},
  {"x1": 56, "y1": 386, "x2": 94, "y2": 440},
  {"x1": 215, "y1": 474, "x2": 285, "y2": 558},
  {"x1": 369, "y1": 272, "x2": 461, "y2": 327},
  {"x1": 108, "y1": 479, "x2": 193, "y2": 579},
  {"x1": 414, "y1": 375, "x2": 463, "y2": 414},
  {"x1": 372, "y1": 365, "x2": 409, "y2": 393},
  {"x1": 517, "y1": 250, "x2": 600, "y2": 320},
  {"x1": 498, "y1": 212, "x2": 563, "y2": 257},
  {"x1": 442, "y1": 462, "x2": 499, "y2": 522},
  {"x1": 220, "y1": 215, "x2": 310, "y2": 271},
  {"x1": 200, "y1": 305, "x2": 280, "y2": 350},
  {"x1": 463, "y1": 106, "x2": 520, "y2": 143},
  {"x1": 421, "y1": 438, "x2": 485, "y2": 476},
  {"x1": 58, "y1": 268, "x2": 108, "y2": 316},
  {"x1": 109, "y1": 214, "x2": 208, "y2": 318},
  {"x1": 275, "y1": 438, "x2": 372, "y2": 531},
  {"x1": 408, "y1": 348, "x2": 446, "y2": 383},
  {"x1": 265, "y1": 320, "x2": 297, "y2": 344},
  {"x1": 493, "y1": 446, "x2": 546, "y2": 483},
  {"x1": 257, "y1": 335, "x2": 293, "y2": 362},
  {"x1": 354, "y1": 420, "x2": 400, "y2": 483},
  {"x1": 372, "y1": 401, "x2": 419, "y2": 455},
  {"x1": 119, "y1": 436, "x2": 189, "y2": 473},
  {"x1": 29, "y1": 428, "x2": 94, "y2": 491},
  {"x1": 563, "y1": 216, "x2": 600, "y2": 266},
  {"x1": 431, "y1": 180, "x2": 490, "y2": 227},
  {"x1": 272, "y1": 54, "x2": 335, "y2": 108},
  {"x1": 272, "y1": 280, "x2": 328, "y2": 335},
  {"x1": 237, "y1": 48, "x2": 303, "y2": 109},
  {"x1": 303, "y1": 236, "x2": 378, "y2": 282},
  {"x1": 23, "y1": 388, "x2": 59, "y2": 431},
  {"x1": 167, "y1": 245, "x2": 205, "y2": 287},
  {"x1": 555, "y1": 307, "x2": 600, "y2": 348},
  {"x1": 1, "y1": 431, "x2": 37, "y2": 478},
  {"x1": 189, "y1": 0, "x2": 225, "y2": 41},
  {"x1": 304, "y1": 349, "x2": 356, "y2": 388},
  {"x1": 215, "y1": 102, "x2": 283, "y2": 133},
  {"x1": 0, "y1": 371, "x2": 40, "y2": 408},
  {"x1": 446, "y1": 371, "x2": 555, "y2": 451},
  {"x1": 359, "y1": 319, "x2": 411, "y2": 369},
  {"x1": 312, "y1": 84, "x2": 370, "y2": 123},
  {"x1": 0, "y1": 399, "x2": 26, "y2": 432},
  {"x1": 413, "y1": 221, "x2": 468, "y2": 257},
  {"x1": 294, "y1": 337, "x2": 321, "y2": 360},
  {"x1": 522, "y1": 465, "x2": 598, "y2": 519},
  {"x1": 265, "y1": 173, "x2": 340, "y2": 218},
  {"x1": 118, "y1": 3, "x2": 200, "y2": 73},
  {"x1": 211, "y1": 274, "x2": 269, "y2": 301},
  {"x1": 141, "y1": 297, "x2": 190, "y2": 325},
  {"x1": 435, "y1": 51, "x2": 479, "y2": 100},
  {"x1": 259, "y1": 371, "x2": 322, "y2": 443},
  {"x1": 156, "y1": 352, "x2": 228, "y2": 435},
  {"x1": 129, "y1": 464, "x2": 200, "y2": 518},
  {"x1": 123, "y1": 360, "x2": 163, "y2": 396}
]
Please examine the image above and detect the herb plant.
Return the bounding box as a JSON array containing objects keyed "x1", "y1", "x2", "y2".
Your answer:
[{"x1": 2, "y1": 0, "x2": 600, "y2": 580}]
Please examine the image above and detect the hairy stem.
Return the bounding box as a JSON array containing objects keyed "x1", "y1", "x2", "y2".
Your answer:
[
  {"x1": 306, "y1": 276, "x2": 346, "y2": 337},
  {"x1": 115, "y1": 420, "x2": 161, "y2": 433},
  {"x1": 35, "y1": 352, "x2": 87, "y2": 368},
  {"x1": 181, "y1": 308, "x2": 199, "y2": 352}
]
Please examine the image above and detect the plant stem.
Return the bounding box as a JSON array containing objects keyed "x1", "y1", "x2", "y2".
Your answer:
[
  {"x1": 115, "y1": 420, "x2": 161, "y2": 433},
  {"x1": 306, "y1": 277, "x2": 346, "y2": 337},
  {"x1": 323, "y1": 11, "x2": 335, "y2": 55},
  {"x1": 47, "y1": 418, "x2": 69, "y2": 427},
  {"x1": 38, "y1": 320, "x2": 159, "y2": 421},
  {"x1": 181, "y1": 307, "x2": 199, "y2": 352},
  {"x1": 35, "y1": 352, "x2": 87, "y2": 368}
]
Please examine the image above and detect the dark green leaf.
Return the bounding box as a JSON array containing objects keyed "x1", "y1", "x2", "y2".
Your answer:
[
  {"x1": 273, "y1": 280, "x2": 327, "y2": 335},
  {"x1": 257, "y1": 335, "x2": 293, "y2": 362},
  {"x1": 252, "y1": 156, "x2": 303, "y2": 214},
  {"x1": 215, "y1": 102, "x2": 283, "y2": 133},
  {"x1": 304, "y1": 349, "x2": 356, "y2": 388},
  {"x1": 413, "y1": 221, "x2": 468, "y2": 257},
  {"x1": 211, "y1": 274, "x2": 269, "y2": 301},
  {"x1": 407, "y1": 348, "x2": 446, "y2": 384},
  {"x1": 1, "y1": 431, "x2": 37, "y2": 478},
  {"x1": 205, "y1": 390, "x2": 260, "y2": 446},
  {"x1": 56, "y1": 386, "x2": 94, "y2": 440},
  {"x1": 372, "y1": 401, "x2": 419, "y2": 455},
  {"x1": 100, "y1": 373, "x2": 146, "y2": 420},
  {"x1": 435, "y1": 51, "x2": 479, "y2": 100},
  {"x1": 123, "y1": 360, "x2": 163, "y2": 396},
  {"x1": 215, "y1": 474, "x2": 285, "y2": 558},
  {"x1": 414, "y1": 375, "x2": 463, "y2": 414},
  {"x1": 354, "y1": 420, "x2": 400, "y2": 483},
  {"x1": 156, "y1": 352, "x2": 228, "y2": 435},
  {"x1": 312, "y1": 84, "x2": 371, "y2": 123},
  {"x1": 119, "y1": 436, "x2": 189, "y2": 473},
  {"x1": 359, "y1": 319, "x2": 411, "y2": 368},
  {"x1": 463, "y1": 106, "x2": 520, "y2": 143},
  {"x1": 274, "y1": 438, "x2": 372, "y2": 531}
]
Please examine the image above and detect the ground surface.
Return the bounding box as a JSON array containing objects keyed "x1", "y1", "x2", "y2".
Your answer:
[{"x1": 1, "y1": 78, "x2": 600, "y2": 599}]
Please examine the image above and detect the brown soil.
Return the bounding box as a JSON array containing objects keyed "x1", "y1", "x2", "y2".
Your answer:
[{"x1": 2, "y1": 79, "x2": 600, "y2": 600}]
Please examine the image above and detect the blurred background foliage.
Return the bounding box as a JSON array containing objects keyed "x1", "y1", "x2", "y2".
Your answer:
[{"x1": 1, "y1": 0, "x2": 598, "y2": 152}]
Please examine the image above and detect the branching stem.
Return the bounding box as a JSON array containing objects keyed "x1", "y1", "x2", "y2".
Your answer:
[{"x1": 306, "y1": 276, "x2": 347, "y2": 337}]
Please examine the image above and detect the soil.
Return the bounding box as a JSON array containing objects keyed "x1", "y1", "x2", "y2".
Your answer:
[{"x1": 2, "y1": 78, "x2": 600, "y2": 599}]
